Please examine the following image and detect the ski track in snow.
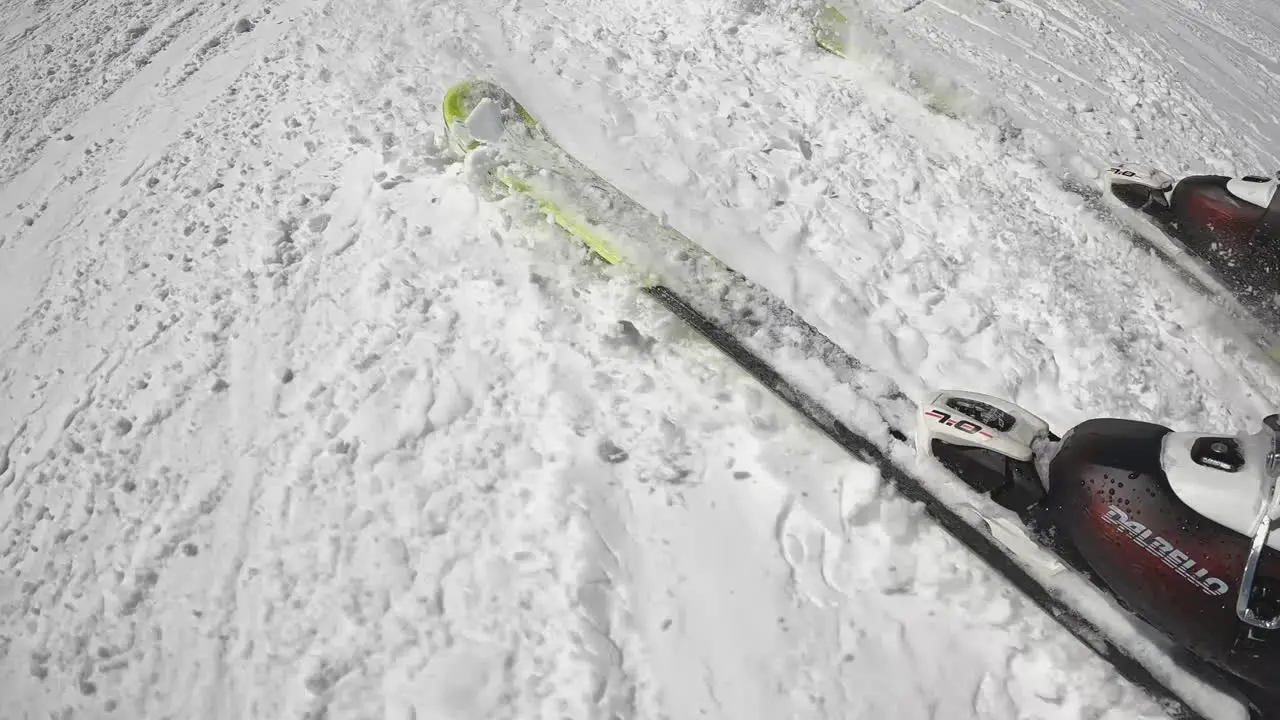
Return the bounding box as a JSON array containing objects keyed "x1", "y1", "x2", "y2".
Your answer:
[{"x1": 0, "y1": 0, "x2": 1276, "y2": 718}]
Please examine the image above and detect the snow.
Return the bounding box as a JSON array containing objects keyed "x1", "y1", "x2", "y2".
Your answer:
[
  {"x1": 464, "y1": 99, "x2": 508, "y2": 146},
  {"x1": 2, "y1": 0, "x2": 1278, "y2": 718}
]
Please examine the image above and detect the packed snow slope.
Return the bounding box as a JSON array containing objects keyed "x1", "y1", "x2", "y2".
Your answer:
[
  {"x1": 848, "y1": 0, "x2": 1280, "y2": 179},
  {"x1": 2, "y1": 0, "x2": 1280, "y2": 719}
]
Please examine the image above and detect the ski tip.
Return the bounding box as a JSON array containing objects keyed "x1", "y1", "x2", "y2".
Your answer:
[
  {"x1": 441, "y1": 81, "x2": 475, "y2": 129},
  {"x1": 441, "y1": 80, "x2": 539, "y2": 155},
  {"x1": 814, "y1": 5, "x2": 849, "y2": 58},
  {"x1": 439, "y1": 81, "x2": 628, "y2": 267}
]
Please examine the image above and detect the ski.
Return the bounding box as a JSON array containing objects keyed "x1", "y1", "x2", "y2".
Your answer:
[
  {"x1": 440, "y1": 79, "x2": 917, "y2": 424},
  {"x1": 807, "y1": 6, "x2": 1280, "y2": 366},
  {"x1": 813, "y1": 5, "x2": 849, "y2": 58},
  {"x1": 441, "y1": 79, "x2": 1255, "y2": 720},
  {"x1": 1074, "y1": 176, "x2": 1280, "y2": 364}
]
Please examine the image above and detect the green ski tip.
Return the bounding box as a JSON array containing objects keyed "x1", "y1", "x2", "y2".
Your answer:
[
  {"x1": 441, "y1": 79, "x2": 538, "y2": 155},
  {"x1": 815, "y1": 5, "x2": 848, "y2": 58},
  {"x1": 440, "y1": 79, "x2": 627, "y2": 267}
]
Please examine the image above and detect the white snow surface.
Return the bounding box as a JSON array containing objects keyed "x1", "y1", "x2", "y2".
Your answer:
[{"x1": 2, "y1": 0, "x2": 1280, "y2": 718}]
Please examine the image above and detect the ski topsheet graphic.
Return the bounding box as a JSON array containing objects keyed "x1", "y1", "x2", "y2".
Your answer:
[{"x1": 441, "y1": 79, "x2": 1254, "y2": 720}]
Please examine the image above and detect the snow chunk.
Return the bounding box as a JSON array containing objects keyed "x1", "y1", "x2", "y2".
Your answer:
[
  {"x1": 465, "y1": 97, "x2": 506, "y2": 145},
  {"x1": 839, "y1": 460, "x2": 882, "y2": 528}
]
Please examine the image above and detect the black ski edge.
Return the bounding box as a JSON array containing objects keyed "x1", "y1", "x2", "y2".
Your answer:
[{"x1": 643, "y1": 283, "x2": 1238, "y2": 720}]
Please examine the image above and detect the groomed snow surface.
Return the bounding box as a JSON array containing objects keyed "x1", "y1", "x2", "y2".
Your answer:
[{"x1": 2, "y1": 0, "x2": 1279, "y2": 718}]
